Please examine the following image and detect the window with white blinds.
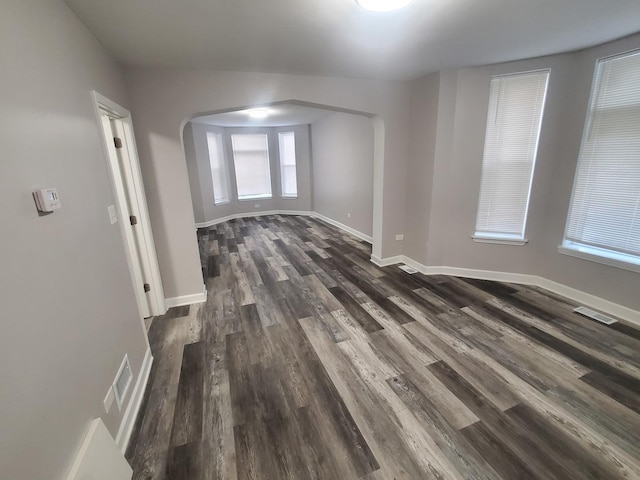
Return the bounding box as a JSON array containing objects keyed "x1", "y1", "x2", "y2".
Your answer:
[
  {"x1": 561, "y1": 50, "x2": 640, "y2": 271},
  {"x1": 474, "y1": 70, "x2": 550, "y2": 243},
  {"x1": 231, "y1": 134, "x2": 272, "y2": 200},
  {"x1": 278, "y1": 132, "x2": 298, "y2": 198},
  {"x1": 207, "y1": 133, "x2": 230, "y2": 205}
]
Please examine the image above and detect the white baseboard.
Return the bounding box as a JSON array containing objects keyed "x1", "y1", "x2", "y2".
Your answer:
[
  {"x1": 115, "y1": 347, "x2": 153, "y2": 452},
  {"x1": 536, "y1": 277, "x2": 640, "y2": 327},
  {"x1": 195, "y1": 210, "x2": 312, "y2": 229},
  {"x1": 165, "y1": 284, "x2": 207, "y2": 308},
  {"x1": 312, "y1": 213, "x2": 373, "y2": 244},
  {"x1": 371, "y1": 255, "x2": 404, "y2": 267},
  {"x1": 195, "y1": 210, "x2": 373, "y2": 244},
  {"x1": 371, "y1": 255, "x2": 640, "y2": 327}
]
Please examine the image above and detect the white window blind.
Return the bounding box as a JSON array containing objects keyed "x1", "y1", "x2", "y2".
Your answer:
[
  {"x1": 207, "y1": 133, "x2": 230, "y2": 205},
  {"x1": 278, "y1": 132, "x2": 298, "y2": 198},
  {"x1": 562, "y1": 50, "x2": 640, "y2": 269},
  {"x1": 231, "y1": 134, "x2": 272, "y2": 200},
  {"x1": 474, "y1": 70, "x2": 550, "y2": 242}
]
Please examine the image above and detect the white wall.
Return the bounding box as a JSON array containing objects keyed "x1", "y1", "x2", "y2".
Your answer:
[
  {"x1": 311, "y1": 112, "x2": 374, "y2": 237},
  {"x1": 185, "y1": 122, "x2": 313, "y2": 224},
  {"x1": 408, "y1": 33, "x2": 640, "y2": 312},
  {"x1": 0, "y1": 0, "x2": 149, "y2": 479},
  {"x1": 124, "y1": 67, "x2": 411, "y2": 298}
]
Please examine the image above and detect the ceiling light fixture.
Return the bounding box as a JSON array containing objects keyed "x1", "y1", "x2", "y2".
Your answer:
[
  {"x1": 355, "y1": 0, "x2": 413, "y2": 12},
  {"x1": 246, "y1": 108, "x2": 270, "y2": 119}
]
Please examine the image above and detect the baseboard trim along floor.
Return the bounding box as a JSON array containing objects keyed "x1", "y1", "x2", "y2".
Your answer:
[
  {"x1": 195, "y1": 210, "x2": 373, "y2": 244},
  {"x1": 165, "y1": 285, "x2": 208, "y2": 309},
  {"x1": 115, "y1": 348, "x2": 153, "y2": 452},
  {"x1": 371, "y1": 254, "x2": 640, "y2": 327}
]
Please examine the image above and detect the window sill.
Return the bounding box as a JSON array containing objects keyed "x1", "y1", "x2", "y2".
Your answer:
[
  {"x1": 282, "y1": 195, "x2": 298, "y2": 199},
  {"x1": 238, "y1": 195, "x2": 272, "y2": 201},
  {"x1": 472, "y1": 235, "x2": 528, "y2": 246},
  {"x1": 558, "y1": 244, "x2": 640, "y2": 274},
  {"x1": 214, "y1": 200, "x2": 230, "y2": 206}
]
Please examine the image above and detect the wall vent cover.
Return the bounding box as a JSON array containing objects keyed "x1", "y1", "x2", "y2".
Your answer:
[
  {"x1": 399, "y1": 264, "x2": 418, "y2": 274},
  {"x1": 573, "y1": 306, "x2": 617, "y2": 325},
  {"x1": 113, "y1": 355, "x2": 133, "y2": 410}
]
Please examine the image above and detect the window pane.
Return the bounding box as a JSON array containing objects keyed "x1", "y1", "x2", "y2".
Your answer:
[
  {"x1": 564, "y1": 50, "x2": 640, "y2": 261},
  {"x1": 231, "y1": 134, "x2": 272, "y2": 199},
  {"x1": 475, "y1": 70, "x2": 550, "y2": 240},
  {"x1": 206, "y1": 133, "x2": 229, "y2": 205},
  {"x1": 278, "y1": 132, "x2": 297, "y2": 197}
]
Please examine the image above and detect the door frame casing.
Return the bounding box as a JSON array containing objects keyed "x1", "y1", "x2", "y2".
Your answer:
[{"x1": 91, "y1": 90, "x2": 167, "y2": 319}]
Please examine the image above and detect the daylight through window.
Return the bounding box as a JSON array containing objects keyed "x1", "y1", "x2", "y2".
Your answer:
[
  {"x1": 231, "y1": 134, "x2": 273, "y2": 200},
  {"x1": 279, "y1": 132, "x2": 298, "y2": 198},
  {"x1": 474, "y1": 70, "x2": 550, "y2": 242},
  {"x1": 207, "y1": 132, "x2": 230, "y2": 205},
  {"x1": 561, "y1": 50, "x2": 640, "y2": 271}
]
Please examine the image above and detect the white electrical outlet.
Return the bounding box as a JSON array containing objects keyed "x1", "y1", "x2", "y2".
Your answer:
[
  {"x1": 254, "y1": 203, "x2": 260, "y2": 208},
  {"x1": 103, "y1": 386, "x2": 115, "y2": 414},
  {"x1": 347, "y1": 213, "x2": 352, "y2": 218},
  {"x1": 396, "y1": 234, "x2": 404, "y2": 241},
  {"x1": 107, "y1": 205, "x2": 118, "y2": 225}
]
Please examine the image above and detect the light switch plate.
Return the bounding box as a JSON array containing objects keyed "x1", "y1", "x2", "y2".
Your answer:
[
  {"x1": 395, "y1": 234, "x2": 404, "y2": 241},
  {"x1": 107, "y1": 205, "x2": 118, "y2": 225}
]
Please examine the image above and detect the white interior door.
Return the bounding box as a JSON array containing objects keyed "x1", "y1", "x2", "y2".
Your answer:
[
  {"x1": 93, "y1": 91, "x2": 166, "y2": 320},
  {"x1": 101, "y1": 115, "x2": 152, "y2": 318}
]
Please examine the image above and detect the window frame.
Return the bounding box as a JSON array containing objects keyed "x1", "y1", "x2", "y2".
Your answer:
[
  {"x1": 278, "y1": 131, "x2": 298, "y2": 199},
  {"x1": 230, "y1": 133, "x2": 273, "y2": 201},
  {"x1": 473, "y1": 69, "x2": 551, "y2": 245},
  {"x1": 206, "y1": 132, "x2": 230, "y2": 206},
  {"x1": 559, "y1": 49, "x2": 640, "y2": 273}
]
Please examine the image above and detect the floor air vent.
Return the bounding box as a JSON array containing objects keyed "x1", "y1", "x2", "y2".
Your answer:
[
  {"x1": 573, "y1": 306, "x2": 618, "y2": 325},
  {"x1": 399, "y1": 264, "x2": 419, "y2": 274},
  {"x1": 113, "y1": 355, "x2": 133, "y2": 410}
]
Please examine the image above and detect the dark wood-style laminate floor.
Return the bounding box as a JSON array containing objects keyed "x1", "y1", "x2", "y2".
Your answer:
[{"x1": 127, "y1": 214, "x2": 640, "y2": 480}]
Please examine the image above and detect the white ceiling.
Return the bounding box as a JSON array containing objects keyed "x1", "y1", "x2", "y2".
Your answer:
[
  {"x1": 64, "y1": 0, "x2": 640, "y2": 80},
  {"x1": 191, "y1": 104, "x2": 334, "y2": 127}
]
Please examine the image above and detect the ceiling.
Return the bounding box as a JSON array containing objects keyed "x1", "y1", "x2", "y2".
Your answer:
[
  {"x1": 191, "y1": 104, "x2": 334, "y2": 127},
  {"x1": 64, "y1": 0, "x2": 640, "y2": 80}
]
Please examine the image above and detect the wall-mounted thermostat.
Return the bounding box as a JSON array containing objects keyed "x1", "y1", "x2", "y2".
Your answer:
[{"x1": 33, "y1": 188, "x2": 61, "y2": 212}]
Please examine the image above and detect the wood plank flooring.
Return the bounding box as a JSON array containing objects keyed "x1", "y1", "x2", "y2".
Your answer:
[{"x1": 127, "y1": 214, "x2": 640, "y2": 480}]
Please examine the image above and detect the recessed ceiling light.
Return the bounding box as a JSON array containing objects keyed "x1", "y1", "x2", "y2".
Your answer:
[
  {"x1": 246, "y1": 108, "x2": 270, "y2": 119},
  {"x1": 355, "y1": 0, "x2": 413, "y2": 12}
]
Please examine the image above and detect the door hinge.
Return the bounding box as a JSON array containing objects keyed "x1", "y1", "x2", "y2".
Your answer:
[
  {"x1": 129, "y1": 215, "x2": 137, "y2": 226},
  {"x1": 114, "y1": 137, "x2": 123, "y2": 149},
  {"x1": 143, "y1": 283, "x2": 151, "y2": 293}
]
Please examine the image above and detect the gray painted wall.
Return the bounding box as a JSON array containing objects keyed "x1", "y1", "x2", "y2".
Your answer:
[
  {"x1": 311, "y1": 113, "x2": 374, "y2": 237},
  {"x1": 0, "y1": 0, "x2": 149, "y2": 478},
  {"x1": 185, "y1": 123, "x2": 312, "y2": 224},
  {"x1": 408, "y1": 33, "x2": 640, "y2": 311},
  {"x1": 404, "y1": 73, "x2": 440, "y2": 263},
  {"x1": 183, "y1": 122, "x2": 205, "y2": 222}
]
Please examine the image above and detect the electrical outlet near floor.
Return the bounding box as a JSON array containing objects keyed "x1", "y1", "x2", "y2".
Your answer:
[
  {"x1": 254, "y1": 204, "x2": 260, "y2": 208},
  {"x1": 347, "y1": 213, "x2": 352, "y2": 218},
  {"x1": 396, "y1": 234, "x2": 404, "y2": 241}
]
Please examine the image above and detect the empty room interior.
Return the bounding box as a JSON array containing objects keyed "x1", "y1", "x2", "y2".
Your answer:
[{"x1": 3, "y1": 0, "x2": 640, "y2": 479}]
